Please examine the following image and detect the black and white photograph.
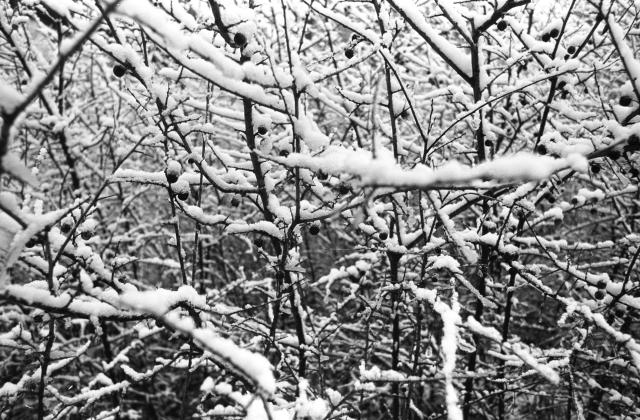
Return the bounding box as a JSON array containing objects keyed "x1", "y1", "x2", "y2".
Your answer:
[{"x1": 0, "y1": 0, "x2": 639, "y2": 418}]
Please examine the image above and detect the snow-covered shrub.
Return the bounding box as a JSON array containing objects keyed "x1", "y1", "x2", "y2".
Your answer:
[{"x1": 0, "y1": 0, "x2": 639, "y2": 419}]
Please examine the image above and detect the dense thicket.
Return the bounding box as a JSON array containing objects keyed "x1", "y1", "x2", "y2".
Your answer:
[{"x1": 1, "y1": 0, "x2": 639, "y2": 419}]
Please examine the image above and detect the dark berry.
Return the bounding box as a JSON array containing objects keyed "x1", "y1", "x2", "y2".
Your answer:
[
  {"x1": 550, "y1": 28, "x2": 559, "y2": 38},
  {"x1": 590, "y1": 162, "x2": 601, "y2": 174},
  {"x1": 234, "y1": 32, "x2": 247, "y2": 47},
  {"x1": 379, "y1": 232, "x2": 388, "y2": 240},
  {"x1": 317, "y1": 171, "x2": 328, "y2": 180},
  {"x1": 337, "y1": 183, "x2": 350, "y2": 195},
  {"x1": 626, "y1": 134, "x2": 640, "y2": 152},
  {"x1": 571, "y1": 197, "x2": 579, "y2": 205},
  {"x1": 60, "y1": 222, "x2": 72, "y2": 234},
  {"x1": 619, "y1": 96, "x2": 632, "y2": 107},
  {"x1": 345, "y1": 48, "x2": 354, "y2": 59},
  {"x1": 596, "y1": 280, "x2": 607, "y2": 289},
  {"x1": 504, "y1": 252, "x2": 518, "y2": 262},
  {"x1": 557, "y1": 80, "x2": 566, "y2": 90},
  {"x1": 567, "y1": 45, "x2": 576, "y2": 54},
  {"x1": 165, "y1": 161, "x2": 181, "y2": 184},
  {"x1": 177, "y1": 191, "x2": 189, "y2": 201},
  {"x1": 80, "y1": 231, "x2": 92, "y2": 241},
  {"x1": 594, "y1": 290, "x2": 605, "y2": 300},
  {"x1": 309, "y1": 225, "x2": 320, "y2": 235},
  {"x1": 26, "y1": 237, "x2": 37, "y2": 248},
  {"x1": 113, "y1": 64, "x2": 126, "y2": 78},
  {"x1": 542, "y1": 33, "x2": 550, "y2": 42},
  {"x1": 257, "y1": 126, "x2": 268, "y2": 135},
  {"x1": 279, "y1": 149, "x2": 289, "y2": 157},
  {"x1": 254, "y1": 238, "x2": 265, "y2": 248},
  {"x1": 545, "y1": 194, "x2": 555, "y2": 203},
  {"x1": 230, "y1": 197, "x2": 240, "y2": 207},
  {"x1": 537, "y1": 144, "x2": 547, "y2": 155},
  {"x1": 497, "y1": 20, "x2": 507, "y2": 31},
  {"x1": 484, "y1": 139, "x2": 493, "y2": 147},
  {"x1": 166, "y1": 172, "x2": 178, "y2": 184}
]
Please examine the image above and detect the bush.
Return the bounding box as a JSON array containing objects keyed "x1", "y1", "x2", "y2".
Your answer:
[{"x1": 0, "y1": 0, "x2": 639, "y2": 419}]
